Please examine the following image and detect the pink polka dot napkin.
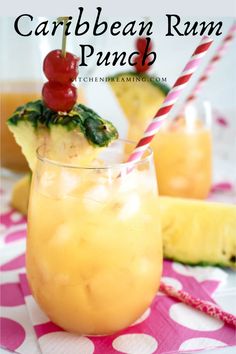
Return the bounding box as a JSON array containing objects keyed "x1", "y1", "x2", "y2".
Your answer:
[
  {"x1": 1, "y1": 177, "x2": 236, "y2": 354},
  {"x1": 16, "y1": 262, "x2": 235, "y2": 354}
]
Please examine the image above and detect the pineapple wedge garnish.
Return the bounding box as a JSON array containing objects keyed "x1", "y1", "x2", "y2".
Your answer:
[
  {"x1": 109, "y1": 72, "x2": 169, "y2": 141},
  {"x1": 160, "y1": 196, "x2": 236, "y2": 268},
  {"x1": 7, "y1": 100, "x2": 118, "y2": 170}
]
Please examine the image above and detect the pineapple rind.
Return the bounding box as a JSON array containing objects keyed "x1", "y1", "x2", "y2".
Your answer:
[
  {"x1": 160, "y1": 196, "x2": 236, "y2": 268},
  {"x1": 164, "y1": 257, "x2": 234, "y2": 268}
]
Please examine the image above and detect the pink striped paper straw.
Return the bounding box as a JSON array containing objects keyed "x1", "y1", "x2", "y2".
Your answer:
[
  {"x1": 160, "y1": 282, "x2": 236, "y2": 327},
  {"x1": 127, "y1": 36, "x2": 213, "y2": 164},
  {"x1": 186, "y1": 22, "x2": 236, "y2": 103}
]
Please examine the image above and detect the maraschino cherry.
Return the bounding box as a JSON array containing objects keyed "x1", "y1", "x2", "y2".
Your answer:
[
  {"x1": 42, "y1": 17, "x2": 79, "y2": 112},
  {"x1": 42, "y1": 82, "x2": 77, "y2": 112},
  {"x1": 134, "y1": 37, "x2": 153, "y2": 74},
  {"x1": 43, "y1": 50, "x2": 78, "y2": 84},
  {"x1": 136, "y1": 37, "x2": 153, "y2": 54}
]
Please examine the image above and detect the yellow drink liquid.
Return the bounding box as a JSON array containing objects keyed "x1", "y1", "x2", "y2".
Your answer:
[
  {"x1": 128, "y1": 116, "x2": 212, "y2": 199},
  {"x1": 152, "y1": 118, "x2": 212, "y2": 199},
  {"x1": 27, "y1": 144, "x2": 162, "y2": 335}
]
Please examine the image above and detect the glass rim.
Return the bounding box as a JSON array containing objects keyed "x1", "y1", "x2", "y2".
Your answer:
[{"x1": 36, "y1": 139, "x2": 154, "y2": 170}]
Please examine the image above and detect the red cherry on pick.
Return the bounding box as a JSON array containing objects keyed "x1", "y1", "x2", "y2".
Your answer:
[
  {"x1": 136, "y1": 37, "x2": 153, "y2": 53},
  {"x1": 134, "y1": 55, "x2": 152, "y2": 73},
  {"x1": 43, "y1": 50, "x2": 79, "y2": 84},
  {"x1": 42, "y1": 81, "x2": 77, "y2": 112}
]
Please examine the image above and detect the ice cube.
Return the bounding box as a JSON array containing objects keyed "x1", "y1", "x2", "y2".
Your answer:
[
  {"x1": 169, "y1": 177, "x2": 189, "y2": 189},
  {"x1": 119, "y1": 170, "x2": 157, "y2": 195},
  {"x1": 118, "y1": 192, "x2": 141, "y2": 221},
  {"x1": 118, "y1": 170, "x2": 139, "y2": 193},
  {"x1": 138, "y1": 171, "x2": 157, "y2": 194},
  {"x1": 83, "y1": 185, "x2": 109, "y2": 211},
  {"x1": 38, "y1": 169, "x2": 59, "y2": 198},
  {"x1": 60, "y1": 170, "x2": 80, "y2": 195},
  {"x1": 39, "y1": 169, "x2": 80, "y2": 199},
  {"x1": 40, "y1": 170, "x2": 55, "y2": 190},
  {"x1": 52, "y1": 223, "x2": 71, "y2": 244}
]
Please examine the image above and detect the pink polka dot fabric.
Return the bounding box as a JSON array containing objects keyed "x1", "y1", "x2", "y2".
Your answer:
[
  {"x1": 1, "y1": 178, "x2": 236, "y2": 354},
  {"x1": 0, "y1": 185, "x2": 40, "y2": 353},
  {"x1": 18, "y1": 264, "x2": 236, "y2": 354}
]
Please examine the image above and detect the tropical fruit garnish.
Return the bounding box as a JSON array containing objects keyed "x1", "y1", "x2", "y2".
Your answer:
[
  {"x1": 108, "y1": 37, "x2": 169, "y2": 141},
  {"x1": 7, "y1": 17, "x2": 118, "y2": 171},
  {"x1": 42, "y1": 17, "x2": 79, "y2": 112},
  {"x1": 110, "y1": 72, "x2": 169, "y2": 142},
  {"x1": 7, "y1": 101, "x2": 118, "y2": 170},
  {"x1": 160, "y1": 196, "x2": 236, "y2": 268},
  {"x1": 110, "y1": 72, "x2": 169, "y2": 121}
]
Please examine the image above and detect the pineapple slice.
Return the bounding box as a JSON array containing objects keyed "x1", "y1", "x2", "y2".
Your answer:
[
  {"x1": 109, "y1": 72, "x2": 169, "y2": 141},
  {"x1": 7, "y1": 100, "x2": 118, "y2": 170},
  {"x1": 11, "y1": 174, "x2": 31, "y2": 215},
  {"x1": 160, "y1": 196, "x2": 236, "y2": 268}
]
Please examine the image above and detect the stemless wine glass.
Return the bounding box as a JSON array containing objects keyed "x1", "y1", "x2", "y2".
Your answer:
[
  {"x1": 26, "y1": 140, "x2": 162, "y2": 335},
  {"x1": 152, "y1": 101, "x2": 212, "y2": 199}
]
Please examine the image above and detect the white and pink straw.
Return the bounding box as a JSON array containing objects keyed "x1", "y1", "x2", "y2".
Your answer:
[
  {"x1": 125, "y1": 36, "x2": 236, "y2": 327},
  {"x1": 186, "y1": 22, "x2": 236, "y2": 104},
  {"x1": 127, "y1": 36, "x2": 213, "y2": 164}
]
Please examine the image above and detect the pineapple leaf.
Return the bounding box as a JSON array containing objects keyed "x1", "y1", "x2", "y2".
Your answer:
[
  {"x1": 84, "y1": 117, "x2": 118, "y2": 147},
  {"x1": 7, "y1": 100, "x2": 118, "y2": 147}
]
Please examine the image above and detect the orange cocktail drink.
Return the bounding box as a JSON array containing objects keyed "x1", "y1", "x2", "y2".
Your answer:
[
  {"x1": 152, "y1": 106, "x2": 212, "y2": 199},
  {"x1": 26, "y1": 141, "x2": 162, "y2": 335}
]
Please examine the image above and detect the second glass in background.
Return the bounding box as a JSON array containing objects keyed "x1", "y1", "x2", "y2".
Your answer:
[{"x1": 152, "y1": 101, "x2": 212, "y2": 199}]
